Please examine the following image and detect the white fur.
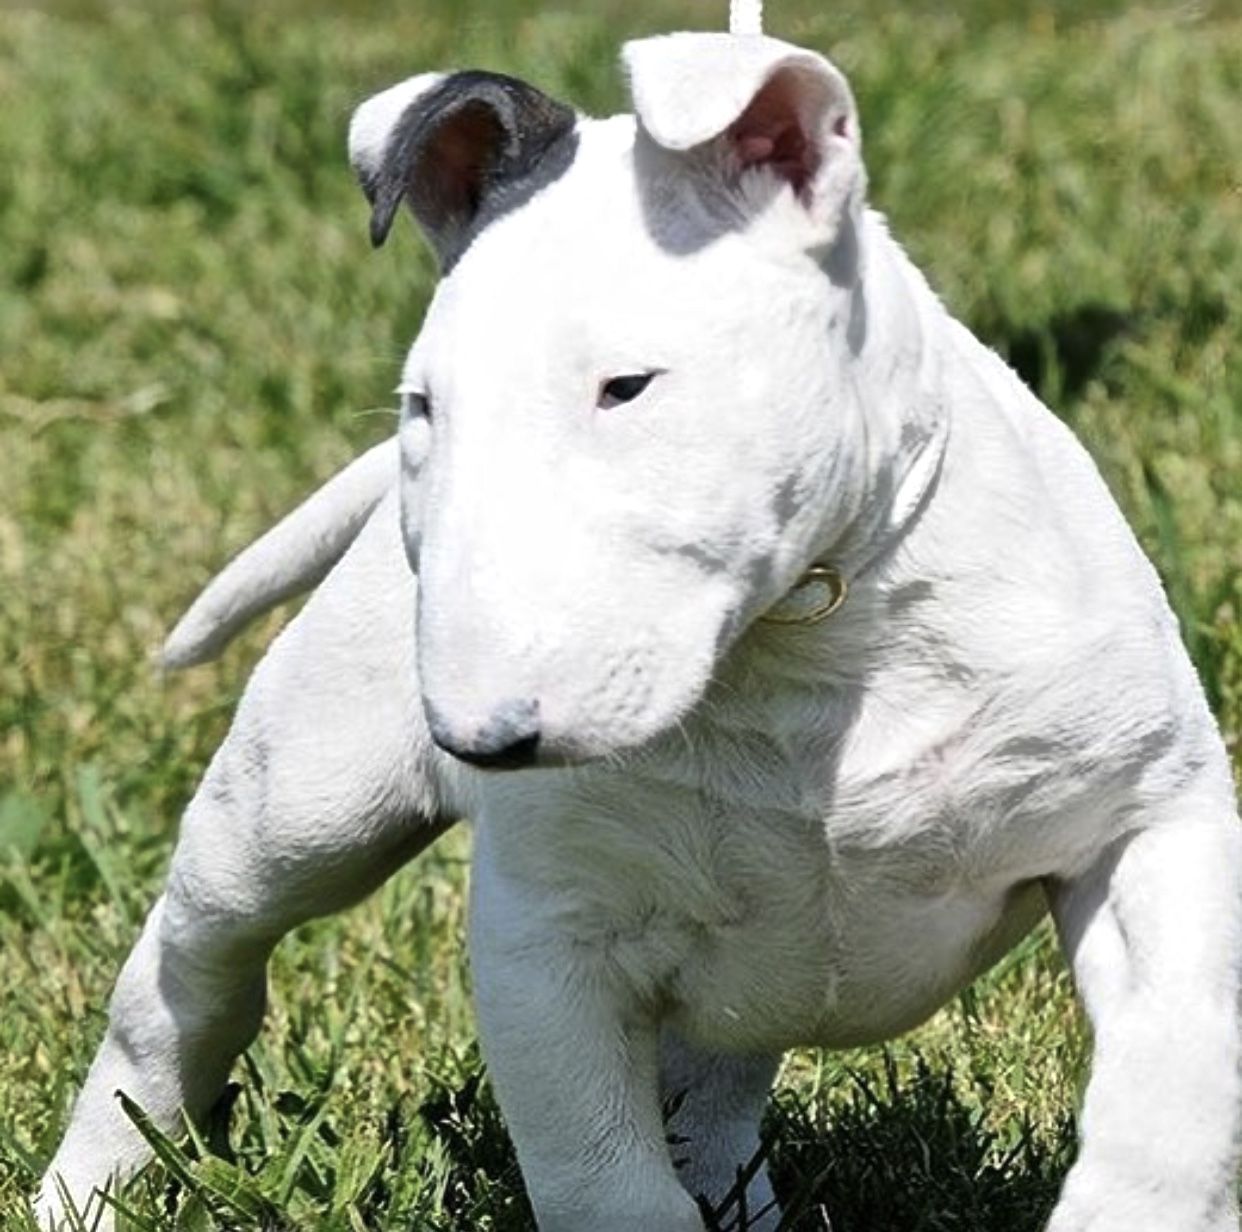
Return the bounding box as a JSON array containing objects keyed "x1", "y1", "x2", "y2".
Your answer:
[
  {"x1": 348, "y1": 72, "x2": 446, "y2": 187},
  {"x1": 36, "y1": 32, "x2": 1241, "y2": 1232},
  {"x1": 624, "y1": 34, "x2": 851, "y2": 152}
]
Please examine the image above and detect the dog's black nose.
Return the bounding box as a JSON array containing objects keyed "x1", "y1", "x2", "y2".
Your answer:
[
  {"x1": 451, "y1": 731, "x2": 541, "y2": 770},
  {"x1": 426, "y1": 699, "x2": 542, "y2": 771}
]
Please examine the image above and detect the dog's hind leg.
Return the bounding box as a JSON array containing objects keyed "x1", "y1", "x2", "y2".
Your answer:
[
  {"x1": 660, "y1": 1030, "x2": 782, "y2": 1231},
  {"x1": 1045, "y1": 795, "x2": 1242, "y2": 1232},
  {"x1": 34, "y1": 491, "x2": 459, "y2": 1231}
]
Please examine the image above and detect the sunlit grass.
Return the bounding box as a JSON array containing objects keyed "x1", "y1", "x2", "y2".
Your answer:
[{"x1": 1, "y1": 1, "x2": 1238, "y2": 1227}]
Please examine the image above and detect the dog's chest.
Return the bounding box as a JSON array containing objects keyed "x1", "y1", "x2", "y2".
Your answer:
[{"x1": 473, "y1": 703, "x2": 1051, "y2": 1052}]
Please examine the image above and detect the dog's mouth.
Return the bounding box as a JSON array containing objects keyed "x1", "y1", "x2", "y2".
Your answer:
[{"x1": 426, "y1": 711, "x2": 650, "y2": 775}]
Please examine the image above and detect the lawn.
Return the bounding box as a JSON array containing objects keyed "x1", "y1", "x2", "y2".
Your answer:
[{"x1": 0, "y1": 0, "x2": 1239, "y2": 1227}]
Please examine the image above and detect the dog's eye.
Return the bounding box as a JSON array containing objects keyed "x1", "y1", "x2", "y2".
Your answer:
[
  {"x1": 401, "y1": 391, "x2": 431, "y2": 421},
  {"x1": 598, "y1": 372, "x2": 657, "y2": 410}
]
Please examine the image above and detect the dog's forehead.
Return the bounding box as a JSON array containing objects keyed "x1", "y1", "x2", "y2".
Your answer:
[
  {"x1": 409, "y1": 112, "x2": 774, "y2": 373},
  {"x1": 456, "y1": 115, "x2": 648, "y2": 284}
]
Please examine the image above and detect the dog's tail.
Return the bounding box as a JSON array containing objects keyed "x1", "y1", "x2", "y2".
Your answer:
[{"x1": 161, "y1": 438, "x2": 398, "y2": 670}]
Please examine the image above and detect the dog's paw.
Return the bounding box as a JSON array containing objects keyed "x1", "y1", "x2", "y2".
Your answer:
[{"x1": 31, "y1": 1181, "x2": 117, "y2": 1232}]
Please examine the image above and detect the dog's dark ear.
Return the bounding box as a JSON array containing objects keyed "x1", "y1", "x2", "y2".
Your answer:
[
  {"x1": 623, "y1": 34, "x2": 863, "y2": 251},
  {"x1": 349, "y1": 71, "x2": 577, "y2": 266}
]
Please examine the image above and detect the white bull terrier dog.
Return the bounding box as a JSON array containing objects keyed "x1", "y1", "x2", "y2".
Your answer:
[{"x1": 36, "y1": 30, "x2": 1242, "y2": 1232}]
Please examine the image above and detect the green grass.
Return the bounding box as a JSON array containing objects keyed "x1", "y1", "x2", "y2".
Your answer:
[{"x1": 1, "y1": 0, "x2": 1239, "y2": 1227}]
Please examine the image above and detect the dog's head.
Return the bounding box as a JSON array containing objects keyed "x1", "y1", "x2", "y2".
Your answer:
[{"x1": 351, "y1": 34, "x2": 874, "y2": 769}]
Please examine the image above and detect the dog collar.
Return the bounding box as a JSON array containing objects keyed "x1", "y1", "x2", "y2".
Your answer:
[{"x1": 759, "y1": 397, "x2": 950, "y2": 629}]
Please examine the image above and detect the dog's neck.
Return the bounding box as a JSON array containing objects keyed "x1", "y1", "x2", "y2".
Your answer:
[
  {"x1": 697, "y1": 217, "x2": 956, "y2": 752},
  {"x1": 812, "y1": 210, "x2": 951, "y2": 592}
]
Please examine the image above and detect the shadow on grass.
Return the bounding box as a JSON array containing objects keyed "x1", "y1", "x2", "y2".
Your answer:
[
  {"x1": 762, "y1": 1053, "x2": 1075, "y2": 1232},
  {"x1": 80, "y1": 1047, "x2": 1074, "y2": 1230},
  {"x1": 986, "y1": 303, "x2": 1133, "y2": 407},
  {"x1": 419, "y1": 1050, "x2": 1077, "y2": 1232}
]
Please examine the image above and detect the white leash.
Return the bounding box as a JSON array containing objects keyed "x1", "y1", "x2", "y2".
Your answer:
[{"x1": 729, "y1": 0, "x2": 764, "y2": 35}]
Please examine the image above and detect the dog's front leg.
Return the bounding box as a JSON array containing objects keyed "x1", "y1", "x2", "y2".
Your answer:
[
  {"x1": 1046, "y1": 801, "x2": 1242, "y2": 1232},
  {"x1": 470, "y1": 849, "x2": 705, "y2": 1232}
]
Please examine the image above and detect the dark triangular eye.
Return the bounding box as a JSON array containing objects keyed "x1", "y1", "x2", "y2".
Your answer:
[{"x1": 599, "y1": 372, "x2": 657, "y2": 409}]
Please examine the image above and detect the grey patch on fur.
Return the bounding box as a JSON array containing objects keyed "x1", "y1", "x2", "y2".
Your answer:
[
  {"x1": 360, "y1": 70, "x2": 578, "y2": 269},
  {"x1": 900, "y1": 420, "x2": 927, "y2": 450},
  {"x1": 824, "y1": 210, "x2": 860, "y2": 287},
  {"x1": 745, "y1": 554, "x2": 775, "y2": 600},
  {"x1": 770, "y1": 474, "x2": 802, "y2": 530},
  {"x1": 633, "y1": 131, "x2": 778, "y2": 258},
  {"x1": 846, "y1": 283, "x2": 868, "y2": 355},
  {"x1": 886, "y1": 578, "x2": 935, "y2": 614},
  {"x1": 672, "y1": 542, "x2": 731, "y2": 576},
  {"x1": 713, "y1": 602, "x2": 746, "y2": 660}
]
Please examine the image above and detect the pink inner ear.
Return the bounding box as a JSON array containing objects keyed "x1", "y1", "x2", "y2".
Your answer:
[{"x1": 728, "y1": 69, "x2": 822, "y2": 199}]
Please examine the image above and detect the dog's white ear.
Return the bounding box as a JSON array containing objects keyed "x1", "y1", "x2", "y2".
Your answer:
[
  {"x1": 623, "y1": 33, "x2": 863, "y2": 247},
  {"x1": 349, "y1": 70, "x2": 577, "y2": 266}
]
